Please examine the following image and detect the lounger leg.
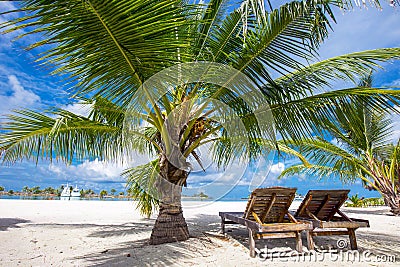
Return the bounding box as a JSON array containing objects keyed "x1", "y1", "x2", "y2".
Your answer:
[
  {"x1": 221, "y1": 217, "x2": 225, "y2": 234},
  {"x1": 295, "y1": 231, "x2": 303, "y2": 253},
  {"x1": 348, "y1": 228, "x2": 357, "y2": 250},
  {"x1": 249, "y1": 229, "x2": 256, "y2": 258},
  {"x1": 306, "y1": 230, "x2": 314, "y2": 251}
]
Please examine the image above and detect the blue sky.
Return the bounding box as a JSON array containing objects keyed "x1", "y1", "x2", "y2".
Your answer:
[{"x1": 0, "y1": 2, "x2": 399, "y2": 198}]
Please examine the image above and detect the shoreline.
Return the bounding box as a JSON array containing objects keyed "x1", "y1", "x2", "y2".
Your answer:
[
  {"x1": 0, "y1": 195, "x2": 220, "y2": 202},
  {"x1": 0, "y1": 200, "x2": 398, "y2": 266}
]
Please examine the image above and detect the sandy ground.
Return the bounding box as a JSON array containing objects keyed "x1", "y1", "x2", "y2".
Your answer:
[{"x1": 0, "y1": 199, "x2": 399, "y2": 267}]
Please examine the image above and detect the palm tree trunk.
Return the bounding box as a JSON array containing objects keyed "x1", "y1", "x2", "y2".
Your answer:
[
  {"x1": 149, "y1": 193, "x2": 189, "y2": 245},
  {"x1": 368, "y1": 158, "x2": 400, "y2": 216},
  {"x1": 381, "y1": 191, "x2": 400, "y2": 215},
  {"x1": 149, "y1": 156, "x2": 190, "y2": 245}
]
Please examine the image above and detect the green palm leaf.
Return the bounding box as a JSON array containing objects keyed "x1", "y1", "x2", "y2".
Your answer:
[
  {"x1": 1, "y1": 0, "x2": 196, "y2": 106},
  {"x1": 279, "y1": 164, "x2": 359, "y2": 182},
  {"x1": 0, "y1": 98, "x2": 160, "y2": 164},
  {"x1": 271, "y1": 86, "x2": 400, "y2": 141},
  {"x1": 123, "y1": 160, "x2": 160, "y2": 218},
  {"x1": 273, "y1": 48, "x2": 400, "y2": 98},
  {"x1": 232, "y1": 0, "x2": 335, "y2": 86}
]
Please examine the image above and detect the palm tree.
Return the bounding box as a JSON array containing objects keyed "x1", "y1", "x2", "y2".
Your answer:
[
  {"x1": 347, "y1": 194, "x2": 365, "y2": 207},
  {"x1": 31, "y1": 186, "x2": 41, "y2": 195},
  {"x1": 43, "y1": 186, "x2": 55, "y2": 195},
  {"x1": 99, "y1": 190, "x2": 108, "y2": 199},
  {"x1": 1, "y1": 0, "x2": 400, "y2": 244},
  {"x1": 280, "y1": 75, "x2": 400, "y2": 214},
  {"x1": 22, "y1": 186, "x2": 29, "y2": 193},
  {"x1": 85, "y1": 189, "x2": 95, "y2": 196}
]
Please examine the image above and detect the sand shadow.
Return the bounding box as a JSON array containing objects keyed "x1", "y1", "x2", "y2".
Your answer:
[
  {"x1": 59, "y1": 213, "x2": 400, "y2": 265},
  {"x1": 27, "y1": 220, "x2": 155, "y2": 237},
  {"x1": 356, "y1": 231, "x2": 400, "y2": 257},
  {"x1": 188, "y1": 213, "x2": 309, "y2": 252},
  {"x1": 87, "y1": 220, "x2": 155, "y2": 238},
  {"x1": 343, "y1": 207, "x2": 391, "y2": 216},
  {"x1": 186, "y1": 214, "x2": 400, "y2": 261},
  {"x1": 186, "y1": 214, "x2": 222, "y2": 236},
  {"x1": 0, "y1": 218, "x2": 30, "y2": 231},
  {"x1": 71, "y1": 215, "x2": 225, "y2": 266},
  {"x1": 75, "y1": 235, "x2": 220, "y2": 266},
  {"x1": 74, "y1": 238, "x2": 206, "y2": 267}
]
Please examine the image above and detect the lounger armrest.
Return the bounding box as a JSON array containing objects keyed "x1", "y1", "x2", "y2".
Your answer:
[
  {"x1": 293, "y1": 216, "x2": 323, "y2": 228},
  {"x1": 348, "y1": 217, "x2": 370, "y2": 227}
]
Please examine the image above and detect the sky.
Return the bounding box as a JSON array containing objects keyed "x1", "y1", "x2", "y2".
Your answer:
[{"x1": 0, "y1": 2, "x2": 399, "y2": 198}]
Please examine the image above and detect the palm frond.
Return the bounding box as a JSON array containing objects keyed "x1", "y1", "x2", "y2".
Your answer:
[
  {"x1": 232, "y1": 0, "x2": 335, "y2": 86},
  {"x1": 194, "y1": 0, "x2": 229, "y2": 60},
  {"x1": 0, "y1": 105, "x2": 159, "y2": 164},
  {"x1": 273, "y1": 48, "x2": 400, "y2": 99},
  {"x1": 123, "y1": 160, "x2": 160, "y2": 218},
  {"x1": 206, "y1": 9, "x2": 244, "y2": 63},
  {"x1": 1, "y1": 0, "x2": 197, "y2": 106},
  {"x1": 1, "y1": 109, "x2": 122, "y2": 164},
  {"x1": 279, "y1": 164, "x2": 359, "y2": 183},
  {"x1": 271, "y1": 87, "x2": 400, "y2": 141}
]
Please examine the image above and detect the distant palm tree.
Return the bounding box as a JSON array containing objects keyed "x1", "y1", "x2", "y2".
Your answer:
[
  {"x1": 31, "y1": 186, "x2": 41, "y2": 195},
  {"x1": 280, "y1": 75, "x2": 400, "y2": 215},
  {"x1": 110, "y1": 189, "x2": 116, "y2": 196},
  {"x1": 1, "y1": 0, "x2": 400, "y2": 244},
  {"x1": 347, "y1": 194, "x2": 365, "y2": 207},
  {"x1": 22, "y1": 186, "x2": 30, "y2": 194},
  {"x1": 83, "y1": 189, "x2": 95, "y2": 197},
  {"x1": 99, "y1": 190, "x2": 108, "y2": 199}
]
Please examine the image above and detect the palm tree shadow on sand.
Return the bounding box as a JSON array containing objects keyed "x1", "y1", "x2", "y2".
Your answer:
[
  {"x1": 73, "y1": 214, "x2": 228, "y2": 266},
  {"x1": 0, "y1": 218, "x2": 30, "y2": 231},
  {"x1": 187, "y1": 214, "x2": 400, "y2": 262},
  {"x1": 44, "y1": 213, "x2": 399, "y2": 265}
]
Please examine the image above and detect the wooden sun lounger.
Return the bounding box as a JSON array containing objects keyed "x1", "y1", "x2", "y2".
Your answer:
[
  {"x1": 294, "y1": 189, "x2": 370, "y2": 250},
  {"x1": 219, "y1": 187, "x2": 313, "y2": 257}
]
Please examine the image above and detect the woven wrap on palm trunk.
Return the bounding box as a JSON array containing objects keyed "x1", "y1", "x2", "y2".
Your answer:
[{"x1": 149, "y1": 161, "x2": 190, "y2": 245}]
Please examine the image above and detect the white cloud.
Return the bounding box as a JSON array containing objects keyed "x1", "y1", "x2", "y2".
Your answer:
[
  {"x1": 68, "y1": 159, "x2": 126, "y2": 180},
  {"x1": 297, "y1": 173, "x2": 307, "y2": 182},
  {"x1": 0, "y1": 75, "x2": 41, "y2": 115},
  {"x1": 48, "y1": 165, "x2": 63, "y2": 174},
  {"x1": 0, "y1": 3, "x2": 29, "y2": 50},
  {"x1": 61, "y1": 102, "x2": 92, "y2": 117},
  {"x1": 386, "y1": 78, "x2": 400, "y2": 87},
  {"x1": 8, "y1": 75, "x2": 41, "y2": 105},
  {"x1": 0, "y1": 2, "x2": 19, "y2": 20},
  {"x1": 187, "y1": 158, "x2": 284, "y2": 189},
  {"x1": 390, "y1": 106, "x2": 400, "y2": 143},
  {"x1": 270, "y1": 162, "x2": 285, "y2": 174},
  {"x1": 43, "y1": 155, "x2": 153, "y2": 183},
  {"x1": 318, "y1": 7, "x2": 400, "y2": 60}
]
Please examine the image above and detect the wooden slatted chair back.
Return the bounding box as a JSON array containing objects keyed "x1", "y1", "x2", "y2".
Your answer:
[
  {"x1": 295, "y1": 190, "x2": 350, "y2": 221},
  {"x1": 243, "y1": 187, "x2": 297, "y2": 223}
]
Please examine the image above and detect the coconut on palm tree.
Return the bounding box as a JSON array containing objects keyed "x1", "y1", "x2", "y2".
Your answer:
[
  {"x1": 279, "y1": 75, "x2": 400, "y2": 215},
  {"x1": 1, "y1": 0, "x2": 400, "y2": 244}
]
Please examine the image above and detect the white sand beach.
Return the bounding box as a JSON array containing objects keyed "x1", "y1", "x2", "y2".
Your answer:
[{"x1": 0, "y1": 199, "x2": 399, "y2": 266}]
